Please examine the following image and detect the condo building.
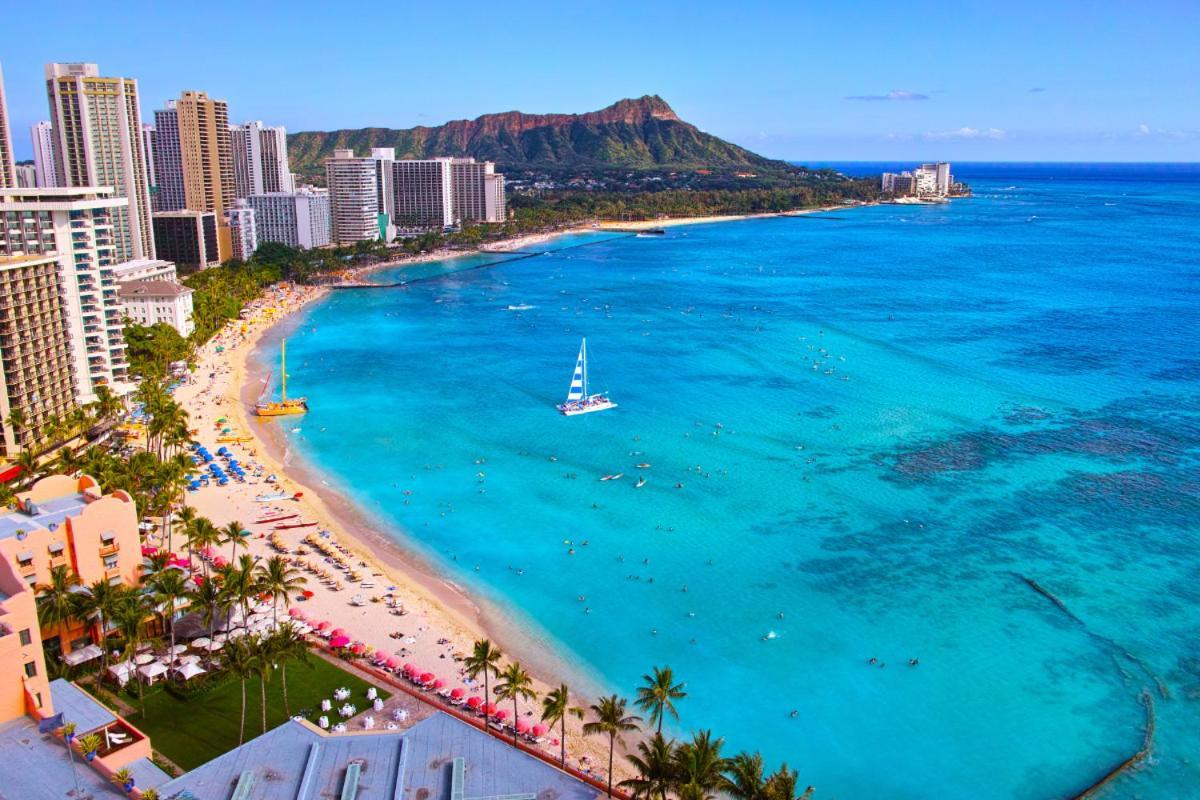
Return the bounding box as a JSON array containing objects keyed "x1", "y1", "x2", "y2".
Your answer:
[
  {"x1": 0, "y1": 254, "x2": 77, "y2": 456},
  {"x1": 140, "y1": 122, "x2": 155, "y2": 199},
  {"x1": 118, "y1": 280, "x2": 194, "y2": 337},
  {"x1": 152, "y1": 210, "x2": 219, "y2": 270},
  {"x1": 325, "y1": 149, "x2": 384, "y2": 245},
  {"x1": 226, "y1": 199, "x2": 257, "y2": 260},
  {"x1": 44, "y1": 63, "x2": 155, "y2": 261},
  {"x1": 30, "y1": 121, "x2": 57, "y2": 188},
  {"x1": 0, "y1": 64, "x2": 14, "y2": 189},
  {"x1": 0, "y1": 187, "x2": 132, "y2": 404},
  {"x1": 230, "y1": 121, "x2": 294, "y2": 198},
  {"x1": 151, "y1": 103, "x2": 184, "y2": 211},
  {"x1": 248, "y1": 188, "x2": 330, "y2": 249},
  {"x1": 14, "y1": 165, "x2": 35, "y2": 188},
  {"x1": 391, "y1": 157, "x2": 454, "y2": 231},
  {"x1": 882, "y1": 162, "x2": 955, "y2": 198}
]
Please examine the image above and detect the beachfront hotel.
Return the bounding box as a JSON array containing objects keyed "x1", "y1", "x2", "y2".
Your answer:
[
  {"x1": 248, "y1": 187, "x2": 331, "y2": 249},
  {"x1": 44, "y1": 63, "x2": 156, "y2": 262},
  {"x1": 149, "y1": 102, "x2": 184, "y2": 212},
  {"x1": 230, "y1": 120, "x2": 295, "y2": 198},
  {"x1": 118, "y1": 280, "x2": 195, "y2": 337},
  {"x1": 450, "y1": 157, "x2": 506, "y2": 224},
  {"x1": 325, "y1": 149, "x2": 387, "y2": 245},
  {"x1": 226, "y1": 198, "x2": 258, "y2": 261},
  {"x1": 0, "y1": 186, "x2": 133, "y2": 403}
]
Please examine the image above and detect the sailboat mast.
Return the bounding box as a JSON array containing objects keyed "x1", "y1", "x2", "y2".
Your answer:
[
  {"x1": 281, "y1": 339, "x2": 287, "y2": 402},
  {"x1": 581, "y1": 338, "x2": 588, "y2": 398}
]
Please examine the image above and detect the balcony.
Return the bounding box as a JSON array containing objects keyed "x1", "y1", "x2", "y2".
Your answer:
[
  {"x1": 104, "y1": 566, "x2": 121, "y2": 580},
  {"x1": 99, "y1": 542, "x2": 119, "y2": 557}
]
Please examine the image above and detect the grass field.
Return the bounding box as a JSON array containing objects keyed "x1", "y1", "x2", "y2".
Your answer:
[{"x1": 128, "y1": 656, "x2": 388, "y2": 770}]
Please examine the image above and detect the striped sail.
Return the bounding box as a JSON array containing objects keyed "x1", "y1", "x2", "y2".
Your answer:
[{"x1": 566, "y1": 339, "x2": 587, "y2": 401}]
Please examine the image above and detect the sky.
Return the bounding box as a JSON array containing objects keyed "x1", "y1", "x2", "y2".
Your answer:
[{"x1": 3, "y1": 0, "x2": 1197, "y2": 162}]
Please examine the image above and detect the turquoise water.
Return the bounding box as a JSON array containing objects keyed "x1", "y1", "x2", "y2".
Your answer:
[{"x1": 257, "y1": 166, "x2": 1200, "y2": 799}]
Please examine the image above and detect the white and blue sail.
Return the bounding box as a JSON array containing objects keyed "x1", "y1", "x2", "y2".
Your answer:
[{"x1": 558, "y1": 337, "x2": 616, "y2": 416}]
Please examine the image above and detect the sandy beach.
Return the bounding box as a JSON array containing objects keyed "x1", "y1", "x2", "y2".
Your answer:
[{"x1": 169, "y1": 281, "x2": 621, "y2": 780}]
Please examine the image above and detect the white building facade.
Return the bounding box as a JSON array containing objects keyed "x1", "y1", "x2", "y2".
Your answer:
[
  {"x1": 118, "y1": 280, "x2": 194, "y2": 337},
  {"x1": 226, "y1": 199, "x2": 257, "y2": 260},
  {"x1": 31, "y1": 121, "x2": 58, "y2": 188},
  {"x1": 231, "y1": 121, "x2": 294, "y2": 199},
  {"x1": 325, "y1": 149, "x2": 382, "y2": 245},
  {"x1": 248, "y1": 189, "x2": 330, "y2": 249}
]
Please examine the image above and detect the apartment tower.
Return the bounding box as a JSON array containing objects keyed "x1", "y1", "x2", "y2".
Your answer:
[
  {"x1": 31, "y1": 121, "x2": 58, "y2": 188},
  {"x1": 391, "y1": 158, "x2": 454, "y2": 231},
  {"x1": 0, "y1": 64, "x2": 15, "y2": 189},
  {"x1": 325, "y1": 149, "x2": 383, "y2": 244},
  {"x1": 230, "y1": 121, "x2": 294, "y2": 198},
  {"x1": 151, "y1": 103, "x2": 184, "y2": 211},
  {"x1": 44, "y1": 63, "x2": 155, "y2": 261}
]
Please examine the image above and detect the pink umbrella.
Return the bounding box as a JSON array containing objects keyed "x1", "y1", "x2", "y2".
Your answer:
[
  {"x1": 213, "y1": 556, "x2": 227, "y2": 568},
  {"x1": 483, "y1": 703, "x2": 498, "y2": 716},
  {"x1": 403, "y1": 663, "x2": 417, "y2": 675},
  {"x1": 432, "y1": 679, "x2": 446, "y2": 689},
  {"x1": 419, "y1": 672, "x2": 435, "y2": 685},
  {"x1": 350, "y1": 642, "x2": 366, "y2": 655},
  {"x1": 495, "y1": 709, "x2": 509, "y2": 721},
  {"x1": 316, "y1": 620, "x2": 332, "y2": 631},
  {"x1": 466, "y1": 696, "x2": 483, "y2": 709},
  {"x1": 329, "y1": 635, "x2": 350, "y2": 648},
  {"x1": 330, "y1": 628, "x2": 346, "y2": 639},
  {"x1": 516, "y1": 719, "x2": 530, "y2": 733},
  {"x1": 201, "y1": 546, "x2": 215, "y2": 557},
  {"x1": 450, "y1": 688, "x2": 465, "y2": 700},
  {"x1": 141, "y1": 545, "x2": 158, "y2": 556},
  {"x1": 531, "y1": 724, "x2": 548, "y2": 737},
  {"x1": 288, "y1": 608, "x2": 304, "y2": 618},
  {"x1": 385, "y1": 656, "x2": 401, "y2": 670}
]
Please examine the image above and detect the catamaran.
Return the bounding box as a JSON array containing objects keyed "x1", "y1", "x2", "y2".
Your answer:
[
  {"x1": 255, "y1": 339, "x2": 308, "y2": 417},
  {"x1": 557, "y1": 338, "x2": 616, "y2": 416}
]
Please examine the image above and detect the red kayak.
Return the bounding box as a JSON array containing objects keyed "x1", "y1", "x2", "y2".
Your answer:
[
  {"x1": 255, "y1": 513, "x2": 299, "y2": 525},
  {"x1": 274, "y1": 521, "x2": 318, "y2": 530}
]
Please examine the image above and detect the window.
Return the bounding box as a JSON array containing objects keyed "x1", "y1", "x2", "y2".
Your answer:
[
  {"x1": 104, "y1": 555, "x2": 118, "y2": 570},
  {"x1": 24, "y1": 661, "x2": 37, "y2": 678},
  {"x1": 35, "y1": 692, "x2": 42, "y2": 708},
  {"x1": 18, "y1": 629, "x2": 31, "y2": 646}
]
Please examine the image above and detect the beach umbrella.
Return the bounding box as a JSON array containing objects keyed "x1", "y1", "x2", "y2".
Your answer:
[
  {"x1": 205, "y1": 640, "x2": 224, "y2": 651},
  {"x1": 330, "y1": 628, "x2": 346, "y2": 639},
  {"x1": 432, "y1": 679, "x2": 446, "y2": 689},
  {"x1": 531, "y1": 724, "x2": 548, "y2": 737},
  {"x1": 419, "y1": 672, "x2": 435, "y2": 685},
  {"x1": 483, "y1": 703, "x2": 498, "y2": 717},
  {"x1": 466, "y1": 696, "x2": 483, "y2": 710},
  {"x1": 495, "y1": 709, "x2": 509, "y2": 722},
  {"x1": 315, "y1": 620, "x2": 332, "y2": 632},
  {"x1": 288, "y1": 607, "x2": 304, "y2": 618},
  {"x1": 329, "y1": 635, "x2": 351, "y2": 648},
  {"x1": 133, "y1": 653, "x2": 156, "y2": 665},
  {"x1": 450, "y1": 688, "x2": 465, "y2": 700},
  {"x1": 350, "y1": 642, "x2": 366, "y2": 655},
  {"x1": 191, "y1": 637, "x2": 211, "y2": 649},
  {"x1": 516, "y1": 719, "x2": 530, "y2": 734},
  {"x1": 385, "y1": 656, "x2": 401, "y2": 671},
  {"x1": 402, "y1": 663, "x2": 417, "y2": 675}
]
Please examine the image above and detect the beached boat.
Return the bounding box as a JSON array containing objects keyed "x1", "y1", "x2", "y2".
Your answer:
[
  {"x1": 557, "y1": 338, "x2": 616, "y2": 416},
  {"x1": 255, "y1": 491, "x2": 289, "y2": 502},
  {"x1": 256, "y1": 339, "x2": 308, "y2": 417},
  {"x1": 254, "y1": 513, "x2": 298, "y2": 525},
  {"x1": 275, "y1": 520, "x2": 318, "y2": 530}
]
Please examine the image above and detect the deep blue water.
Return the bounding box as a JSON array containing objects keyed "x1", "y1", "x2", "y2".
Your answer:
[{"x1": 256, "y1": 165, "x2": 1200, "y2": 799}]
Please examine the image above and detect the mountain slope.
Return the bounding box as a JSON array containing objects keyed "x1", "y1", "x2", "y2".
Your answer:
[{"x1": 287, "y1": 96, "x2": 786, "y2": 178}]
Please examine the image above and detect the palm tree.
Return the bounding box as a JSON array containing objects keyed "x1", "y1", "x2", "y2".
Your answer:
[
  {"x1": 144, "y1": 568, "x2": 189, "y2": 659},
  {"x1": 6, "y1": 407, "x2": 27, "y2": 451},
  {"x1": 35, "y1": 565, "x2": 82, "y2": 647},
  {"x1": 187, "y1": 516, "x2": 222, "y2": 577},
  {"x1": 635, "y1": 665, "x2": 687, "y2": 734},
  {"x1": 621, "y1": 733, "x2": 678, "y2": 800},
  {"x1": 222, "y1": 520, "x2": 247, "y2": 563},
  {"x1": 673, "y1": 730, "x2": 727, "y2": 800},
  {"x1": 219, "y1": 555, "x2": 260, "y2": 628},
  {"x1": 493, "y1": 662, "x2": 536, "y2": 744},
  {"x1": 15, "y1": 449, "x2": 39, "y2": 486},
  {"x1": 583, "y1": 695, "x2": 641, "y2": 797},
  {"x1": 188, "y1": 578, "x2": 224, "y2": 658},
  {"x1": 724, "y1": 752, "x2": 767, "y2": 800},
  {"x1": 224, "y1": 637, "x2": 258, "y2": 745},
  {"x1": 259, "y1": 555, "x2": 306, "y2": 625},
  {"x1": 251, "y1": 636, "x2": 273, "y2": 734},
  {"x1": 541, "y1": 683, "x2": 584, "y2": 768},
  {"x1": 89, "y1": 384, "x2": 124, "y2": 429},
  {"x1": 763, "y1": 763, "x2": 813, "y2": 800},
  {"x1": 76, "y1": 580, "x2": 126, "y2": 671},
  {"x1": 110, "y1": 594, "x2": 150, "y2": 714},
  {"x1": 267, "y1": 624, "x2": 310, "y2": 717},
  {"x1": 464, "y1": 639, "x2": 503, "y2": 722},
  {"x1": 55, "y1": 444, "x2": 82, "y2": 477}
]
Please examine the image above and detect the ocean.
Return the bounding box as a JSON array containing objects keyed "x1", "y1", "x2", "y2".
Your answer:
[{"x1": 254, "y1": 164, "x2": 1200, "y2": 799}]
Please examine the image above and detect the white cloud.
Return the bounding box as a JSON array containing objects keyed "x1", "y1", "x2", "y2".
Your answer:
[
  {"x1": 846, "y1": 89, "x2": 930, "y2": 101},
  {"x1": 923, "y1": 127, "x2": 1006, "y2": 140},
  {"x1": 1138, "y1": 123, "x2": 1151, "y2": 135}
]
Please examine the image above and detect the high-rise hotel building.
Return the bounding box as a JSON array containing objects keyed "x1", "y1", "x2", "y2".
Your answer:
[
  {"x1": 391, "y1": 158, "x2": 454, "y2": 231},
  {"x1": 31, "y1": 122, "x2": 58, "y2": 188},
  {"x1": 0, "y1": 64, "x2": 15, "y2": 189},
  {"x1": 248, "y1": 188, "x2": 330, "y2": 249},
  {"x1": 152, "y1": 92, "x2": 234, "y2": 261},
  {"x1": 44, "y1": 63, "x2": 155, "y2": 262},
  {"x1": 449, "y1": 158, "x2": 506, "y2": 224},
  {"x1": 230, "y1": 121, "x2": 294, "y2": 198},
  {"x1": 0, "y1": 187, "x2": 132, "y2": 407},
  {"x1": 325, "y1": 149, "x2": 385, "y2": 245}
]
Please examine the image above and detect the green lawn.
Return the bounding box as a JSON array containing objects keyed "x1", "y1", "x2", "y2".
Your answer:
[{"x1": 129, "y1": 656, "x2": 389, "y2": 770}]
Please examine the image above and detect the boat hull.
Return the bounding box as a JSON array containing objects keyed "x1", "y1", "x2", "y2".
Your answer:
[
  {"x1": 255, "y1": 400, "x2": 308, "y2": 417},
  {"x1": 558, "y1": 397, "x2": 617, "y2": 416}
]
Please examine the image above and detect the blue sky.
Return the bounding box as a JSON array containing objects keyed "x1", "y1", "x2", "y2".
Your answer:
[{"x1": 3, "y1": 0, "x2": 1197, "y2": 162}]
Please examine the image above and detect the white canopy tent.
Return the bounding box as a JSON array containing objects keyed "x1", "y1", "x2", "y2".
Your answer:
[
  {"x1": 107, "y1": 661, "x2": 135, "y2": 687},
  {"x1": 62, "y1": 644, "x2": 103, "y2": 666},
  {"x1": 173, "y1": 661, "x2": 207, "y2": 680},
  {"x1": 137, "y1": 661, "x2": 168, "y2": 684}
]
